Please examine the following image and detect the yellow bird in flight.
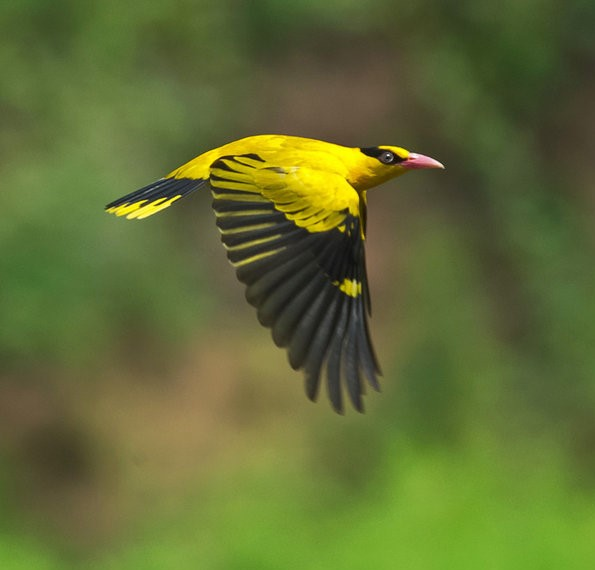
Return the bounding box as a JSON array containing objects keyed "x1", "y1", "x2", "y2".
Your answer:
[{"x1": 106, "y1": 135, "x2": 444, "y2": 413}]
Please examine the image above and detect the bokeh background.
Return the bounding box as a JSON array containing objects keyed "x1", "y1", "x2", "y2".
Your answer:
[{"x1": 2, "y1": 0, "x2": 595, "y2": 568}]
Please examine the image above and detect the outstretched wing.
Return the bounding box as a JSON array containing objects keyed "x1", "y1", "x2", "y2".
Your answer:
[{"x1": 210, "y1": 154, "x2": 381, "y2": 413}]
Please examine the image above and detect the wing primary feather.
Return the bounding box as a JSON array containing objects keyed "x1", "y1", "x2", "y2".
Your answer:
[
  {"x1": 324, "y1": 233, "x2": 360, "y2": 413},
  {"x1": 303, "y1": 288, "x2": 342, "y2": 403},
  {"x1": 344, "y1": 242, "x2": 364, "y2": 408},
  {"x1": 323, "y1": 220, "x2": 365, "y2": 413},
  {"x1": 347, "y1": 238, "x2": 378, "y2": 398},
  {"x1": 302, "y1": 222, "x2": 357, "y2": 411},
  {"x1": 308, "y1": 266, "x2": 352, "y2": 409},
  {"x1": 343, "y1": 296, "x2": 364, "y2": 412},
  {"x1": 325, "y1": 296, "x2": 350, "y2": 414},
  {"x1": 283, "y1": 233, "x2": 346, "y2": 367},
  {"x1": 271, "y1": 271, "x2": 328, "y2": 348},
  {"x1": 361, "y1": 248, "x2": 373, "y2": 315},
  {"x1": 287, "y1": 281, "x2": 334, "y2": 370},
  {"x1": 352, "y1": 238, "x2": 381, "y2": 385},
  {"x1": 244, "y1": 248, "x2": 308, "y2": 306},
  {"x1": 343, "y1": 240, "x2": 378, "y2": 391},
  {"x1": 257, "y1": 252, "x2": 319, "y2": 328},
  {"x1": 356, "y1": 299, "x2": 382, "y2": 390}
]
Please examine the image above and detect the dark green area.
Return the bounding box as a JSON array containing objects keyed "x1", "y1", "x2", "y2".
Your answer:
[{"x1": 1, "y1": 0, "x2": 594, "y2": 567}]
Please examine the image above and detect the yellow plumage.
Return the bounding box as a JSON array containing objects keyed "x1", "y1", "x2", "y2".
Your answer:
[{"x1": 106, "y1": 134, "x2": 443, "y2": 413}]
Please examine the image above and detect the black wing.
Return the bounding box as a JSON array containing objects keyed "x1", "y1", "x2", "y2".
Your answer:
[{"x1": 210, "y1": 155, "x2": 381, "y2": 413}]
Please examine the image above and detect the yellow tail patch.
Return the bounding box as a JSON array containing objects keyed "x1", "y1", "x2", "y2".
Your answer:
[{"x1": 105, "y1": 178, "x2": 207, "y2": 220}]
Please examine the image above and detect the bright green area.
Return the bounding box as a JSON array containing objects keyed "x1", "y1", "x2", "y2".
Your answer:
[{"x1": 1, "y1": 1, "x2": 594, "y2": 568}]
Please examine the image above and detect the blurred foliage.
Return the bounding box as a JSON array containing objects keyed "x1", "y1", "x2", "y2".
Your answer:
[{"x1": 1, "y1": 0, "x2": 595, "y2": 568}]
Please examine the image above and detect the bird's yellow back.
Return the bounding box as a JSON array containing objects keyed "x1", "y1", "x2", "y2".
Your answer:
[{"x1": 166, "y1": 135, "x2": 413, "y2": 191}]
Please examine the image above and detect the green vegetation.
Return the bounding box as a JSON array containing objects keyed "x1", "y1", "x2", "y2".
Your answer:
[{"x1": 1, "y1": 1, "x2": 594, "y2": 568}]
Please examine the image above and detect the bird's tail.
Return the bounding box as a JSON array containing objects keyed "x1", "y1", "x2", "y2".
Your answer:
[{"x1": 105, "y1": 177, "x2": 208, "y2": 220}]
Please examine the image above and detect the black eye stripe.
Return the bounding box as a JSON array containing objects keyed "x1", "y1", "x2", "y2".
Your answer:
[{"x1": 360, "y1": 147, "x2": 405, "y2": 164}]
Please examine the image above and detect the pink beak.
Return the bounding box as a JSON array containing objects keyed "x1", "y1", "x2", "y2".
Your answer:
[{"x1": 401, "y1": 153, "x2": 445, "y2": 170}]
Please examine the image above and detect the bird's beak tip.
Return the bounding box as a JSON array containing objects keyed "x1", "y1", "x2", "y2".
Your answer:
[{"x1": 403, "y1": 153, "x2": 445, "y2": 170}]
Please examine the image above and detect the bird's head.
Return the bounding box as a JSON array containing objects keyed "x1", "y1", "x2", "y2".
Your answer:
[{"x1": 353, "y1": 145, "x2": 444, "y2": 189}]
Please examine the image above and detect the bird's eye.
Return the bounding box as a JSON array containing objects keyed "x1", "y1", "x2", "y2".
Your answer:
[{"x1": 379, "y1": 151, "x2": 395, "y2": 164}]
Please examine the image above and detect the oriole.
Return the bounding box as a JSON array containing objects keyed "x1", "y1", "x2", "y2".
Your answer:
[{"x1": 106, "y1": 135, "x2": 443, "y2": 413}]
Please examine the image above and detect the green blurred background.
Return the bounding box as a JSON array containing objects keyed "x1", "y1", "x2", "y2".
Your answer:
[{"x1": 1, "y1": 0, "x2": 595, "y2": 568}]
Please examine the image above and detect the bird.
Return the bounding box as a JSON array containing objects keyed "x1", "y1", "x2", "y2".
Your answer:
[{"x1": 105, "y1": 134, "x2": 444, "y2": 413}]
